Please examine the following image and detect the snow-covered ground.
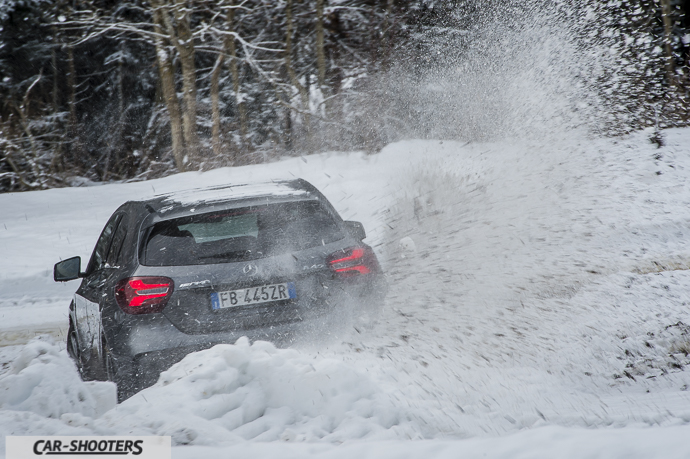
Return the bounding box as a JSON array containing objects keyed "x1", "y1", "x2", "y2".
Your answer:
[{"x1": 2, "y1": 128, "x2": 690, "y2": 457}]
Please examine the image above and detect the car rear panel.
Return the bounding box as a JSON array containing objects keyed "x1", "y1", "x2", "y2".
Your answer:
[
  {"x1": 133, "y1": 242, "x2": 350, "y2": 334},
  {"x1": 127, "y1": 196, "x2": 369, "y2": 334}
]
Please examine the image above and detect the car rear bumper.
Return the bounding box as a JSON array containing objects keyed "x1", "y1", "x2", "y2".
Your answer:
[
  {"x1": 106, "y1": 303, "x2": 338, "y2": 391},
  {"x1": 112, "y1": 305, "x2": 326, "y2": 356},
  {"x1": 106, "y1": 276, "x2": 386, "y2": 398},
  {"x1": 110, "y1": 276, "x2": 385, "y2": 358},
  {"x1": 109, "y1": 319, "x2": 303, "y2": 395}
]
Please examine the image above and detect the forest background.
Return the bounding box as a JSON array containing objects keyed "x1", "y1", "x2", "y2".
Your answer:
[{"x1": 0, "y1": 0, "x2": 688, "y2": 192}]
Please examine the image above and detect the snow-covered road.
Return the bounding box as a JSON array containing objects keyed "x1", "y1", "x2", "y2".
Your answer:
[{"x1": 2, "y1": 128, "x2": 690, "y2": 457}]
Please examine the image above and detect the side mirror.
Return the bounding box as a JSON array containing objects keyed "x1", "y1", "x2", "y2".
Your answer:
[
  {"x1": 54, "y1": 256, "x2": 83, "y2": 282},
  {"x1": 344, "y1": 221, "x2": 366, "y2": 241}
]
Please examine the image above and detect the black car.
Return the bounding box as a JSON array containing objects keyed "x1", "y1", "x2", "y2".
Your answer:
[{"x1": 54, "y1": 179, "x2": 386, "y2": 400}]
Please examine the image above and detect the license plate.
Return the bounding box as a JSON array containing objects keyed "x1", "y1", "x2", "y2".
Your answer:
[{"x1": 210, "y1": 282, "x2": 296, "y2": 310}]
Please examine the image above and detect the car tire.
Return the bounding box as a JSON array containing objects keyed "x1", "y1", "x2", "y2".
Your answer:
[
  {"x1": 66, "y1": 319, "x2": 79, "y2": 363},
  {"x1": 104, "y1": 348, "x2": 126, "y2": 402},
  {"x1": 102, "y1": 340, "x2": 138, "y2": 403},
  {"x1": 66, "y1": 319, "x2": 104, "y2": 381},
  {"x1": 104, "y1": 341, "x2": 116, "y2": 383}
]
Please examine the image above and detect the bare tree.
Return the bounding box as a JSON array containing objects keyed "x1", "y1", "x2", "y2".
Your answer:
[
  {"x1": 226, "y1": 1, "x2": 248, "y2": 153},
  {"x1": 285, "y1": 0, "x2": 311, "y2": 139},
  {"x1": 660, "y1": 0, "x2": 676, "y2": 85},
  {"x1": 66, "y1": 45, "x2": 77, "y2": 128},
  {"x1": 210, "y1": 49, "x2": 224, "y2": 159},
  {"x1": 316, "y1": 0, "x2": 326, "y2": 90},
  {"x1": 152, "y1": 4, "x2": 187, "y2": 171},
  {"x1": 210, "y1": 0, "x2": 249, "y2": 163},
  {"x1": 154, "y1": 0, "x2": 200, "y2": 166}
]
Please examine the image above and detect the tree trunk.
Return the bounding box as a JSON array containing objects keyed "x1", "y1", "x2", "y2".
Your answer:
[
  {"x1": 152, "y1": 4, "x2": 186, "y2": 171},
  {"x1": 16, "y1": 74, "x2": 43, "y2": 185},
  {"x1": 210, "y1": 52, "x2": 223, "y2": 159},
  {"x1": 172, "y1": 0, "x2": 200, "y2": 166},
  {"x1": 315, "y1": 0, "x2": 330, "y2": 119},
  {"x1": 284, "y1": 104, "x2": 293, "y2": 152},
  {"x1": 66, "y1": 44, "x2": 82, "y2": 170},
  {"x1": 316, "y1": 0, "x2": 326, "y2": 90},
  {"x1": 52, "y1": 30, "x2": 59, "y2": 115},
  {"x1": 226, "y1": 2, "x2": 247, "y2": 154},
  {"x1": 156, "y1": 0, "x2": 200, "y2": 167},
  {"x1": 50, "y1": 28, "x2": 63, "y2": 174},
  {"x1": 381, "y1": 0, "x2": 394, "y2": 69},
  {"x1": 67, "y1": 45, "x2": 77, "y2": 128},
  {"x1": 285, "y1": 0, "x2": 311, "y2": 142},
  {"x1": 103, "y1": 43, "x2": 126, "y2": 181},
  {"x1": 660, "y1": 0, "x2": 676, "y2": 86}
]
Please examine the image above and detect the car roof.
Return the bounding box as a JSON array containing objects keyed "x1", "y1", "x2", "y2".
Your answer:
[{"x1": 129, "y1": 179, "x2": 324, "y2": 223}]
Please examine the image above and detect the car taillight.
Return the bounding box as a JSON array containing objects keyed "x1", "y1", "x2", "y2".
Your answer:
[
  {"x1": 115, "y1": 276, "x2": 173, "y2": 314},
  {"x1": 328, "y1": 246, "x2": 380, "y2": 278}
]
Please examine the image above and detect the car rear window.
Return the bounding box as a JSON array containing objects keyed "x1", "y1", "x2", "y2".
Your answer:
[{"x1": 142, "y1": 201, "x2": 344, "y2": 266}]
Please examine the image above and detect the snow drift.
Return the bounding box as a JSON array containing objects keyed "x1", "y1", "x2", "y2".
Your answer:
[
  {"x1": 0, "y1": 337, "x2": 115, "y2": 419},
  {"x1": 0, "y1": 337, "x2": 419, "y2": 450},
  {"x1": 102, "y1": 337, "x2": 419, "y2": 444}
]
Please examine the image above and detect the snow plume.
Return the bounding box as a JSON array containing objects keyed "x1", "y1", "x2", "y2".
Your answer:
[{"x1": 362, "y1": 0, "x2": 646, "y2": 145}]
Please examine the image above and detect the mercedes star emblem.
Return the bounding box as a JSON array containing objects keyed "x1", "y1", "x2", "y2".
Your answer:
[{"x1": 243, "y1": 264, "x2": 258, "y2": 275}]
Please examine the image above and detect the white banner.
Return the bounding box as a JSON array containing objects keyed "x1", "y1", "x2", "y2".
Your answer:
[{"x1": 6, "y1": 437, "x2": 171, "y2": 459}]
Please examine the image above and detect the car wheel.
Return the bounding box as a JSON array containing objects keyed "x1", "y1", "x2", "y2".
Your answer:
[
  {"x1": 66, "y1": 319, "x2": 79, "y2": 362},
  {"x1": 66, "y1": 319, "x2": 104, "y2": 381},
  {"x1": 102, "y1": 339, "x2": 137, "y2": 402},
  {"x1": 103, "y1": 341, "x2": 127, "y2": 401},
  {"x1": 66, "y1": 319, "x2": 88, "y2": 379},
  {"x1": 104, "y1": 341, "x2": 116, "y2": 383}
]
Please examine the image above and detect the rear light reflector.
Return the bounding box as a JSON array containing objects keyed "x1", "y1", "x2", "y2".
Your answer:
[
  {"x1": 115, "y1": 276, "x2": 173, "y2": 314},
  {"x1": 335, "y1": 265, "x2": 371, "y2": 275},
  {"x1": 328, "y1": 246, "x2": 380, "y2": 278}
]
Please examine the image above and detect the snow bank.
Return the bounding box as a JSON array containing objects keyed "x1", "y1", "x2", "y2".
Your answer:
[
  {"x1": 0, "y1": 337, "x2": 116, "y2": 419},
  {"x1": 0, "y1": 337, "x2": 116, "y2": 453},
  {"x1": 100, "y1": 337, "x2": 418, "y2": 445},
  {"x1": 0, "y1": 337, "x2": 418, "y2": 448}
]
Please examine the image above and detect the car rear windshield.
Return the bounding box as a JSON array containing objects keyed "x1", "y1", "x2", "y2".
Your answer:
[{"x1": 142, "y1": 201, "x2": 344, "y2": 266}]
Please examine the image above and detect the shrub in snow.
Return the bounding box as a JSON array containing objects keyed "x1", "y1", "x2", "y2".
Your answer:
[
  {"x1": 617, "y1": 321, "x2": 690, "y2": 380},
  {"x1": 0, "y1": 337, "x2": 116, "y2": 419}
]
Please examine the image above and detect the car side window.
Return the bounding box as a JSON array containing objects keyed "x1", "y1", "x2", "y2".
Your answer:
[
  {"x1": 88, "y1": 214, "x2": 122, "y2": 274},
  {"x1": 106, "y1": 215, "x2": 128, "y2": 267}
]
